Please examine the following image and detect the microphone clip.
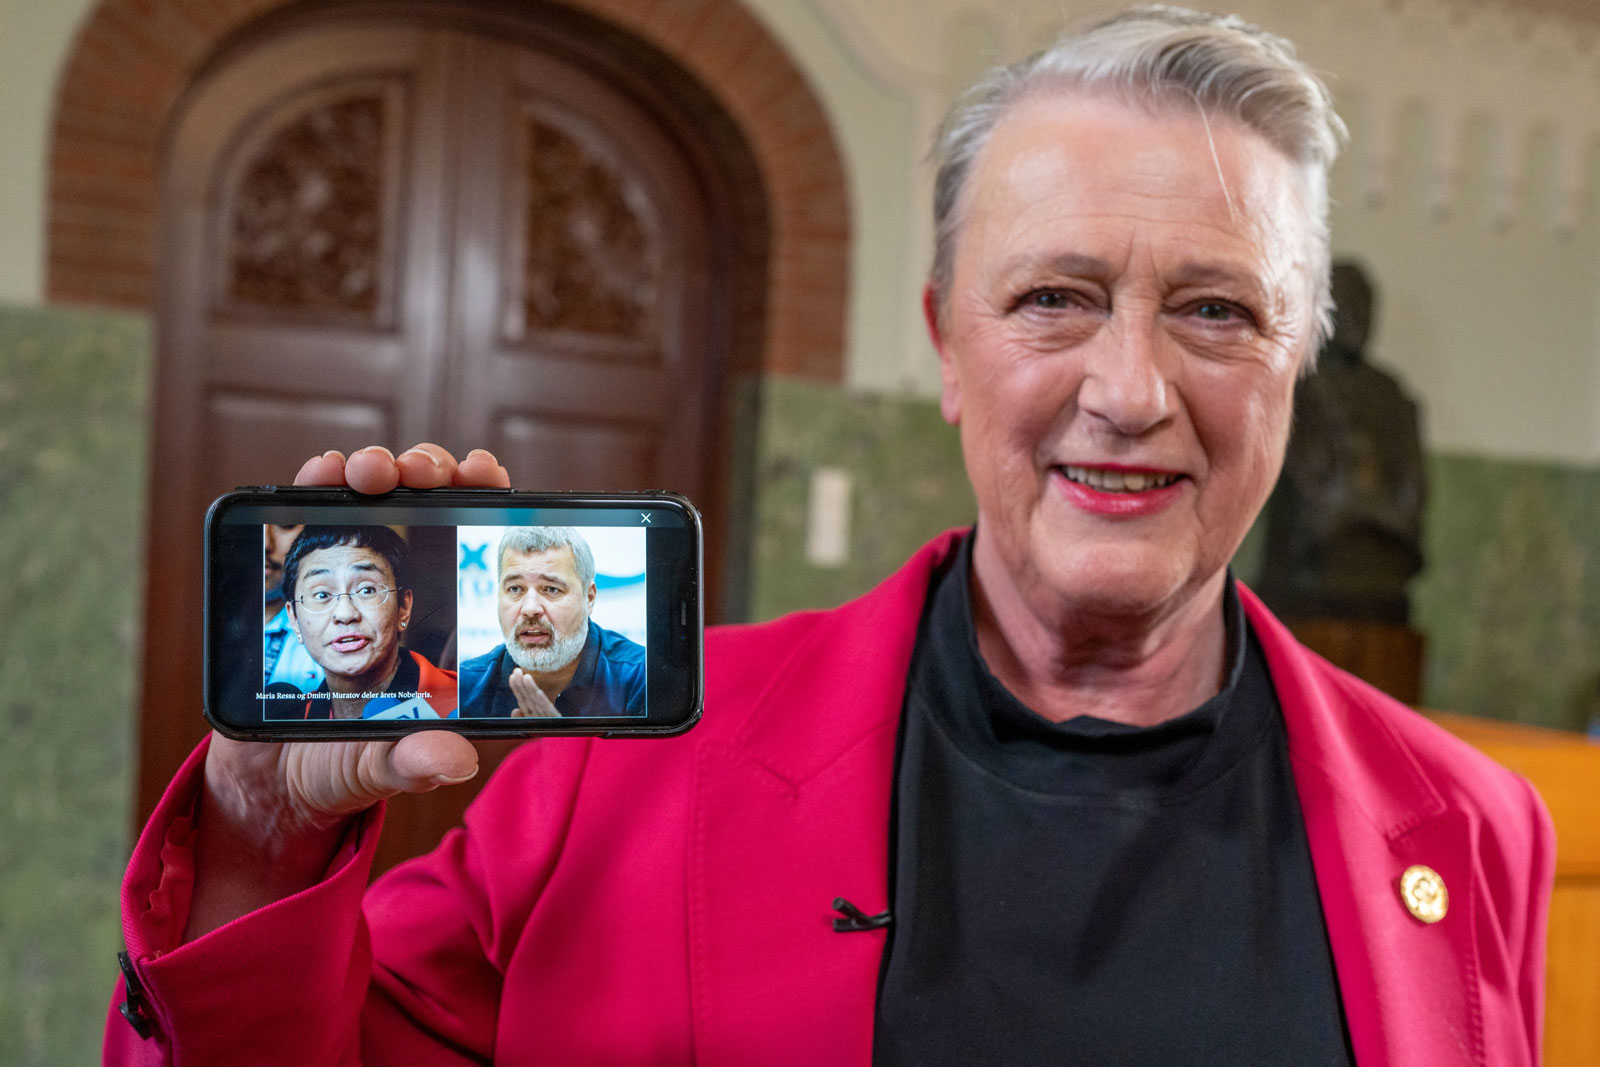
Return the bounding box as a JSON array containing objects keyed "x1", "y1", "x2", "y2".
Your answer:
[{"x1": 832, "y1": 897, "x2": 892, "y2": 933}]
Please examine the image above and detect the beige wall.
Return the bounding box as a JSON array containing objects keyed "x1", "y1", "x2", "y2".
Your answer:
[
  {"x1": 1, "y1": 0, "x2": 1598, "y2": 461},
  {"x1": 0, "y1": 0, "x2": 95, "y2": 306}
]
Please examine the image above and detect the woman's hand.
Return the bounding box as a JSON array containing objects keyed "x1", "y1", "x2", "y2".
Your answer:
[
  {"x1": 184, "y1": 444, "x2": 508, "y2": 941},
  {"x1": 294, "y1": 443, "x2": 509, "y2": 495}
]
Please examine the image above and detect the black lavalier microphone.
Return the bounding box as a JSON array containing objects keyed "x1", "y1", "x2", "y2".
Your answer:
[{"x1": 832, "y1": 897, "x2": 892, "y2": 932}]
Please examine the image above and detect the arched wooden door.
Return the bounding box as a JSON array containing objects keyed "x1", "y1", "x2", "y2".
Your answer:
[{"x1": 142, "y1": 8, "x2": 746, "y2": 869}]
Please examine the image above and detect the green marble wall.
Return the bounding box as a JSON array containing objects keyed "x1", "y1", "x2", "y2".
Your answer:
[
  {"x1": 0, "y1": 304, "x2": 148, "y2": 1066},
  {"x1": 1413, "y1": 455, "x2": 1600, "y2": 731},
  {"x1": 750, "y1": 377, "x2": 975, "y2": 620}
]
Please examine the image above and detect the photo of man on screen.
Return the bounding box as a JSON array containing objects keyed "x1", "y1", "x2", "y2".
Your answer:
[{"x1": 459, "y1": 526, "x2": 646, "y2": 717}]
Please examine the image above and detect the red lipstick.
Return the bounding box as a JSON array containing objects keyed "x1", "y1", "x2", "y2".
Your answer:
[{"x1": 1051, "y1": 465, "x2": 1186, "y2": 517}]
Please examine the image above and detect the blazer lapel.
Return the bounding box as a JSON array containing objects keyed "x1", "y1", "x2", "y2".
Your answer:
[
  {"x1": 1243, "y1": 586, "x2": 1486, "y2": 1067},
  {"x1": 690, "y1": 556, "x2": 1485, "y2": 1065},
  {"x1": 688, "y1": 535, "x2": 959, "y2": 1067}
]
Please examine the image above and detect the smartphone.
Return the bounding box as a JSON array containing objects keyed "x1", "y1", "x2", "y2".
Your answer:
[{"x1": 204, "y1": 487, "x2": 702, "y2": 740}]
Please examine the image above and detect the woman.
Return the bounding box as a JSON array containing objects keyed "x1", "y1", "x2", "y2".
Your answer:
[
  {"x1": 109, "y1": 8, "x2": 1550, "y2": 1065},
  {"x1": 280, "y1": 526, "x2": 458, "y2": 720}
]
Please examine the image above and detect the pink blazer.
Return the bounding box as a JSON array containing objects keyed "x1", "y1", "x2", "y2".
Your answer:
[{"x1": 106, "y1": 532, "x2": 1553, "y2": 1065}]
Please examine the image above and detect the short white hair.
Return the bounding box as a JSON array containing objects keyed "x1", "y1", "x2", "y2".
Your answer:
[
  {"x1": 929, "y1": 5, "x2": 1346, "y2": 355},
  {"x1": 497, "y1": 526, "x2": 596, "y2": 590}
]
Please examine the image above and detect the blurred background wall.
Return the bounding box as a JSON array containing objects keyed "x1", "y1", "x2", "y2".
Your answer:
[{"x1": 2, "y1": 0, "x2": 1599, "y2": 1061}]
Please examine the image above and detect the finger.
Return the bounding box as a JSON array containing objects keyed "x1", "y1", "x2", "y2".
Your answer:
[
  {"x1": 383, "y1": 731, "x2": 479, "y2": 793},
  {"x1": 509, "y1": 670, "x2": 558, "y2": 718},
  {"x1": 397, "y1": 443, "x2": 458, "y2": 489},
  {"x1": 513, "y1": 673, "x2": 560, "y2": 718},
  {"x1": 509, "y1": 669, "x2": 537, "y2": 707},
  {"x1": 455, "y1": 449, "x2": 511, "y2": 489},
  {"x1": 508, "y1": 671, "x2": 531, "y2": 717},
  {"x1": 294, "y1": 451, "x2": 347, "y2": 487},
  {"x1": 344, "y1": 446, "x2": 401, "y2": 495},
  {"x1": 531, "y1": 688, "x2": 561, "y2": 718}
]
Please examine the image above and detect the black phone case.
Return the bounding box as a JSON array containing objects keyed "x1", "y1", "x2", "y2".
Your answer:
[{"x1": 203, "y1": 486, "x2": 703, "y2": 741}]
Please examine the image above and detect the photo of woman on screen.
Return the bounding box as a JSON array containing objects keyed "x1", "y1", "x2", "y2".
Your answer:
[{"x1": 272, "y1": 525, "x2": 458, "y2": 720}]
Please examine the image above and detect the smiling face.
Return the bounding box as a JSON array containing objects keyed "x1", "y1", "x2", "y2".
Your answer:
[
  {"x1": 288, "y1": 544, "x2": 412, "y2": 691},
  {"x1": 498, "y1": 545, "x2": 596, "y2": 674},
  {"x1": 932, "y1": 91, "x2": 1315, "y2": 627}
]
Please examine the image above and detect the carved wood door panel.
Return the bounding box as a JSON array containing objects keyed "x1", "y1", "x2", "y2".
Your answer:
[
  {"x1": 145, "y1": 18, "x2": 725, "y2": 869},
  {"x1": 448, "y1": 39, "x2": 712, "y2": 493}
]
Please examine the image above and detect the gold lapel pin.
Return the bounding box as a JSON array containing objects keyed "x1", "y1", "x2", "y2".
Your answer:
[{"x1": 1399, "y1": 864, "x2": 1448, "y2": 924}]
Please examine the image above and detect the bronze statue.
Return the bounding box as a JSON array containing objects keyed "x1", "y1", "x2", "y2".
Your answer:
[{"x1": 1259, "y1": 261, "x2": 1426, "y2": 624}]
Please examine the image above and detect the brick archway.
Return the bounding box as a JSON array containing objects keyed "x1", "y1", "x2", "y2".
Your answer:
[{"x1": 48, "y1": 0, "x2": 849, "y2": 381}]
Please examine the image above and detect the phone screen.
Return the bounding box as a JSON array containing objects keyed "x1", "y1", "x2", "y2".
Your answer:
[{"x1": 204, "y1": 489, "x2": 702, "y2": 739}]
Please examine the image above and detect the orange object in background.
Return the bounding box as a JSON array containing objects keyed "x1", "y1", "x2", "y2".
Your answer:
[{"x1": 1430, "y1": 713, "x2": 1600, "y2": 1067}]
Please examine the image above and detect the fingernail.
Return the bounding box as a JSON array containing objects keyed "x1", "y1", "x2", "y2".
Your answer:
[
  {"x1": 466, "y1": 449, "x2": 490, "y2": 460},
  {"x1": 432, "y1": 768, "x2": 478, "y2": 786},
  {"x1": 400, "y1": 447, "x2": 442, "y2": 469},
  {"x1": 357, "y1": 445, "x2": 395, "y2": 460},
  {"x1": 321, "y1": 450, "x2": 343, "y2": 461}
]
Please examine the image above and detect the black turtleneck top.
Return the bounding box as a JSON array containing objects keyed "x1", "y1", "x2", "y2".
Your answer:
[{"x1": 873, "y1": 533, "x2": 1354, "y2": 1065}]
